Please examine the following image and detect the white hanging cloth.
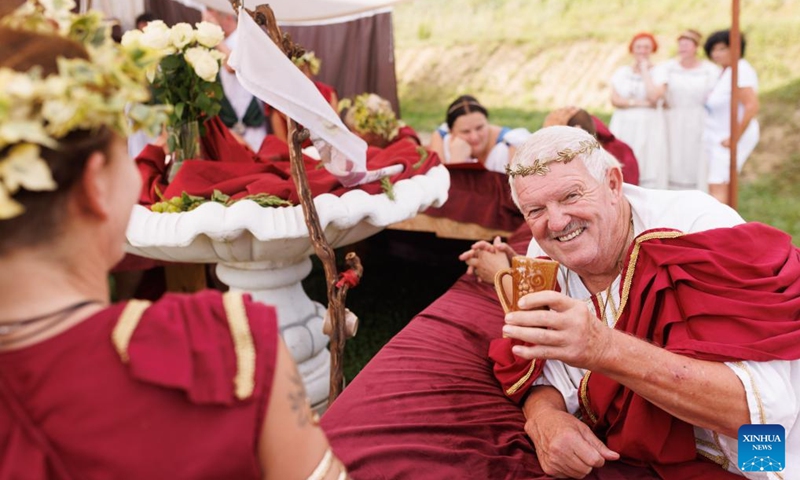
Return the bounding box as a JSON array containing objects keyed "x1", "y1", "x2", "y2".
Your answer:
[{"x1": 229, "y1": 8, "x2": 402, "y2": 187}]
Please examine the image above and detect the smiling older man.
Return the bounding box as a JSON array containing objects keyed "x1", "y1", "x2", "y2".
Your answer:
[{"x1": 461, "y1": 126, "x2": 800, "y2": 479}]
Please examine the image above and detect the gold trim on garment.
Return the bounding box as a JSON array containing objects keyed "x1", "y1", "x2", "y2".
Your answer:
[
  {"x1": 111, "y1": 300, "x2": 152, "y2": 363},
  {"x1": 222, "y1": 291, "x2": 256, "y2": 401},
  {"x1": 615, "y1": 231, "x2": 684, "y2": 327},
  {"x1": 505, "y1": 359, "x2": 538, "y2": 396},
  {"x1": 697, "y1": 448, "x2": 729, "y2": 469},
  {"x1": 579, "y1": 371, "x2": 598, "y2": 425},
  {"x1": 731, "y1": 361, "x2": 766, "y2": 424},
  {"x1": 578, "y1": 230, "x2": 685, "y2": 425}
]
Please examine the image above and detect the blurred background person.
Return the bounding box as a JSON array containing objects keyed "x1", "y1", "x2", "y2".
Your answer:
[
  {"x1": 429, "y1": 94, "x2": 530, "y2": 173},
  {"x1": 543, "y1": 106, "x2": 640, "y2": 186},
  {"x1": 609, "y1": 32, "x2": 668, "y2": 189},
  {"x1": 653, "y1": 29, "x2": 720, "y2": 191},
  {"x1": 703, "y1": 29, "x2": 760, "y2": 205},
  {"x1": 204, "y1": 7, "x2": 268, "y2": 152},
  {"x1": 135, "y1": 11, "x2": 156, "y2": 30}
]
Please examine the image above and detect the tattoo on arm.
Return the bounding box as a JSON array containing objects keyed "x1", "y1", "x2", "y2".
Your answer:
[{"x1": 288, "y1": 370, "x2": 315, "y2": 428}]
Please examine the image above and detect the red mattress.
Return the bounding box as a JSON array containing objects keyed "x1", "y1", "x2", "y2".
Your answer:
[{"x1": 321, "y1": 225, "x2": 660, "y2": 479}]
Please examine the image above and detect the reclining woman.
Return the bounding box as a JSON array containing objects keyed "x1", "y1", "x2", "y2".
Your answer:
[
  {"x1": 429, "y1": 95, "x2": 530, "y2": 173},
  {"x1": 0, "y1": 3, "x2": 346, "y2": 479}
]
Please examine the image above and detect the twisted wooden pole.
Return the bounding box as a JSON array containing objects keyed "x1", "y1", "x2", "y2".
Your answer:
[{"x1": 234, "y1": 2, "x2": 362, "y2": 405}]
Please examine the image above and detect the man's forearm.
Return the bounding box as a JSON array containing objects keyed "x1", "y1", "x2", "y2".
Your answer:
[
  {"x1": 522, "y1": 385, "x2": 568, "y2": 421},
  {"x1": 595, "y1": 330, "x2": 749, "y2": 438}
]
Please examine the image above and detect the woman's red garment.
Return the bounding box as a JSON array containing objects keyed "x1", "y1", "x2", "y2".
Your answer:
[
  {"x1": 0, "y1": 290, "x2": 278, "y2": 479},
  {"x1": 593, "y1": 116, "x2": 640, "y2": 186}
]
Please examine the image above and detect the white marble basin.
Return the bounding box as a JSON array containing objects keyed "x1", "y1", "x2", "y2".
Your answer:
[{"x1": 125, "y1": 165, "x2": 449, "y2": 406}]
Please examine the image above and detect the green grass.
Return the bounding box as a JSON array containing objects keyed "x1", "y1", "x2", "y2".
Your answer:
[
  {"x1": 739, "y1": 154, "x2": 800, "y2": 243},
  {"x1": 303, "y1": 232, "x2": 472, "y2": 382}
]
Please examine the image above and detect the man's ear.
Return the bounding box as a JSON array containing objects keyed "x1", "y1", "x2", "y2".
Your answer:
[
  {"x1": 606, "y1": 166, "x2": 624, "y2": 199},
  {"x1": 76, "y1": 150, "x2": 111, "y2": 219}
]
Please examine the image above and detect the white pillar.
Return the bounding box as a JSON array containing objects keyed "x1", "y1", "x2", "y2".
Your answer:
[{"x1": 215, "y1": 256, "x2": 330, "y2": 407}]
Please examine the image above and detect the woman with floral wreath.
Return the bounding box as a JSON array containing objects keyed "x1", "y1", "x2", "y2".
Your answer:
[{"x1": 0, "y1": 2, "x2": 348, "y2": 479}]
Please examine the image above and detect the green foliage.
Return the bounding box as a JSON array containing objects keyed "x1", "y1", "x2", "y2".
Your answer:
[
  {"x1": 150, "y1": 53, "x2": 222, "y2": 135},
  {"x1": 151, "y1": 189, "x2": 293, "y2": 213},
  {"x1": 380, "y1": 177, "x2": 396, "y2": 200}
]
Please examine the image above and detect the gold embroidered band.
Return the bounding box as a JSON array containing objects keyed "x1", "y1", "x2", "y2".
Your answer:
[
  {"x1": 505, "y1": 139, "x2": 601, "y2": 177},
  {"x1": 222, "y1": 291, "x2": 257, "y2": 401},
  {"x1": 112, "y1": 299, "x2": 152, "y2": 363}
]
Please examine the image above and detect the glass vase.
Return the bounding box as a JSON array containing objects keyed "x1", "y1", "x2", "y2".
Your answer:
[{"x1": 167, "y1": 120, "x2": 202, "y2": 182}]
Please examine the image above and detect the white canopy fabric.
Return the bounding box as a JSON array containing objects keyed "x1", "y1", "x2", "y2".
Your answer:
[
  {"x1": 177, "y1": 0, "x2": 404, "y2": 23},
  {"x1": 84, "y1": 0, "x2": 404, "y2": 28}
]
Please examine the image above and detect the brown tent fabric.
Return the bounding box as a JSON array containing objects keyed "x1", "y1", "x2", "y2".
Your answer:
[
  {"x1": 143, "y1": 2, "x2": 399, "y2": 114},
  {"x1": 144, "y1": 0, "x2": 201, "y2": 25},
  {"x1": 282, "y1": 12, "x2": 400, "y2": 115}
]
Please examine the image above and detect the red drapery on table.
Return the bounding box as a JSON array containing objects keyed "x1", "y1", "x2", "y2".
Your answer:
[
  {"x1": 423, "y1": 167, "x2": 524, "y2": 233},
  {"x1": 136, "y1": 117, "x2": 439, "y2": 207}
]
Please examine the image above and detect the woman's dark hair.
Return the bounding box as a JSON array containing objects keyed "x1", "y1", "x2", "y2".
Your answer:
[
  {"x1": 567, "y1": 109, "x2": 597, "y2": 137},
  {"x1": 704, "y1": 29, "x2": 747, "y2": 59},
  {"x1": 445, "y1": 95, "x2": 489, "y2": 130},
  {"x1": 135, "y1": 12, "x2": 157, "y2": 27},
  {"x1": 0, "y1": 27, "x2": 114, "y2": 254}
]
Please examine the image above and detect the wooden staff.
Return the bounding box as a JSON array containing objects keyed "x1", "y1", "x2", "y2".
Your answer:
[
  {"x1": 230, "y1": 1, "x2": 362, "y2": 406},
  {"x1": 729, "y1": 0, "x2": 741, "y2": 209}
]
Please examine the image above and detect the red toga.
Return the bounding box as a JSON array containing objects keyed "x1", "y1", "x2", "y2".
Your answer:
[
  {"x1": 0, "y1": 290, "x2": 278, "y2": 479},
  {"x1": 491, "y1": 222, "x2": 800, "y2": 477}
]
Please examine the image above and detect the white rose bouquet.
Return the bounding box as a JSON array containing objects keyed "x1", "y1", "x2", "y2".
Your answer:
[{"x1": 122, "y1": 20, "x2": 225, "y2": 156}]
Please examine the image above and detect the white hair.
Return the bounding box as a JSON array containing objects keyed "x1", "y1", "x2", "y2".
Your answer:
[{"x1": 508, "y1": 126, "x2": 622, "y2": 208}]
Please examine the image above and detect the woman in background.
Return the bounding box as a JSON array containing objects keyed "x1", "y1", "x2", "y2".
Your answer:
[
  {"x1": 654, "y1": 29, "x2": 721, "y2": 191},
  {"x1": 429, "y1": 95, "x2": 530, "y2": 173},
  {"x1": 703, "y1": 29, "x2": 760, "y2": 204},
  {"x1": 609, "y1": 32, "x2": 668, "y2": 189}
]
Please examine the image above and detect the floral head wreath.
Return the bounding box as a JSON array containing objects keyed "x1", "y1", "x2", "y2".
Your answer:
[
  {"x1": 0, "y1": 0, "x2": 170, "y2": 220},
  {"x1": 292, "y1": 51, "x2": 321, "y2": 76},
  {"x1": 505, "y1": 139, "x2": 601, "y2": 177},
  {"x1": 338, "y1": 93, "x2": 405, "y2": 141}
]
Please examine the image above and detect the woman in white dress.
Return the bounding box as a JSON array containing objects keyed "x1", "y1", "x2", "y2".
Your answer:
[
  {"x1": 703, "y1": 29, "x2": 760, "y2": 204},
  {"x1": 609, "y1": 32, "x2": 669, "y2": 189},
  {"x1": 652, "y1": 30, "x2": 720, "y2": 191}
]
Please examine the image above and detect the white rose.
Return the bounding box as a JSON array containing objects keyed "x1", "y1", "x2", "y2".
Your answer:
[
  {"x1": 140, "y1": 20, "x2": 173, "y2": 53},
  {"x1": 184, "y1": 47, "x2": 220, "y2": 82},
  {"x1": 365, "y1": 94, "x2": 384, "y2": 112},
  {"x1": 6, "y1": 74, "x2": 35, "y2": 100},
  {"x1": 121, "y1": 29, "x2": 143, "y2": 49},
  {"x1": 170, "y1": 23, "x2": 195, "y2": 50},
  {"x1": 194, "y1": 21, "x2": 225, "y2": 48}
]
